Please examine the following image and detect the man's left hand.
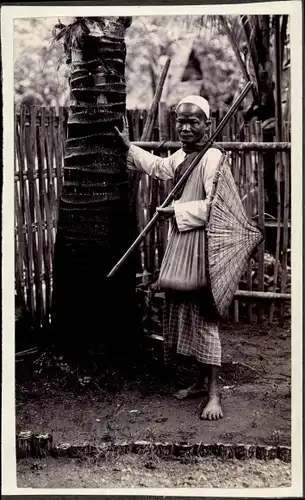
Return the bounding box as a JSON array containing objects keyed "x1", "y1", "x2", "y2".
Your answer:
[{"x1": 156, "y1": 206, "x2": 174, "y2": 219}]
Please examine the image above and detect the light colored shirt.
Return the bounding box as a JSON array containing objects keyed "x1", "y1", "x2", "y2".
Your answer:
[{"x1": 127, "y1": 144, "x2": 222, "y2": 232}]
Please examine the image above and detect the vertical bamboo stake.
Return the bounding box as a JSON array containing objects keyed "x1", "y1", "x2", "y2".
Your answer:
[
  {"x1": 237, "y1": 125, "x2": 248, "y2": 321},
  {"x1": 256, "y1": 121, "x2": 265, "y2": 323},
  {"x1": 37, "y1": 110, "x2": 52, "y2": 326},
  {"x1": 15, "y1": 113, "x2": 28, "y2": 309},
  {"x1": 23, "y1": 108, "x2": 35, "y2": 317},
  {"x1": 232, "y1": 148, "x2": 238, "y2": 185},
  {"x1": 57, "y1": 106, "x2": 65, "y2": 199},
  {"x1": 269, "y1": 151, "x2": 282, "y2": 323},
  {"x1": 52, "y1": 107, "x2": 61, "y2": 199},
  {"x1": 41, "y1": 107, "x2": 54, "y2": 319},
  {"x1": 235, "y1": 133, "x2": 241, "y2": 192},
  {"x1": 45, "y1": 109, "x2": 55, "y2": 259},
  {"x1": 149, "y1": 104, "x2": 160, "y2": 276},
  {"x1": 20, "y1": 107, "x2": 35, "y2": 320},
  {"x1": 33, "y1": 159, "x2": 44, "y2": 326},
  {"x1": 15, "y1": 178, "x2": 25, "y2": 303},
  {"x1": 276, "y1": 16, "x2": 288, "y2": 326},
  {"x1": 133, "y1": 109, "x2": 140, "y2": 140},
  {"x1": 157, "y1": 101, "x2": 169, "y2": 267},
  {"x1": 137, "y1": 176, "x2": 147, "y2": 272},
  {"x1": 129, "y1": 58, "x2": 171, "y2": 207},
  {"x1": 48, "y1": 107, "x2": 57, "y2": 228},
  {"x1": 141, "y1": 173, "x2": 149, "y2": 271},
  {"x1": 211, "y1": 116, "x2": 216, "y2": 136},
  {"x1": 280, "y1": 150, "x2": 290, "y2": 325},
  {"x1": 233, "y1": 299, "x2": 239, "y2": 323},
  {"x1": 33, "y1": 111, "x2": 46, "y2": 324},
  {"x1": 270, "y1": 18, "x2": 284, "y2": 324},
  {"x1": 29, "y1": 107, "x2": 43, "y2": 326},
  {"x1": 151, "y1": 109, "x2": 160, "y2": 278},
  {"x1": 243, "y1": 125, "x2": 250, "y2": 215},
  {"x1": 244, "y1": 125, "x2": 253, "y2": 323},
  {"x1": 148, "y1": 177, "x2": 158, "y2": 278},
  {"x1": 156, "y1": 186, "x2": 163, "y2": 270},
  {"x1": 170, "y1": 108, "x2": 177, "y2": 140},
  {"x1": 232, "y1": 126, "x2": 239, "y2": 323},
  {"x1": 141, "y1": 110, "x2": 148, "y2": 138},
  {"x1": 36, "y1": 115, "x2": 46, "y2": 322},
  {"x1": 126, "y1": 109, "x2": 133, "y2": 141},
  {"x1": 139, "y1": 110, "x2": 144, "y2": 138}
]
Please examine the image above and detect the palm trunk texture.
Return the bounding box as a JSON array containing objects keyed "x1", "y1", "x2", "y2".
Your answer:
[{"x1": 50, "y1": 17, "x2": 137, "y2": 363}]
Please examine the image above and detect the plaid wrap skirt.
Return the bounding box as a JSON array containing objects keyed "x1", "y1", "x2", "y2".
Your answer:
[{"x1": 163, "y1": 289, "x2": 221, "y2": 367}]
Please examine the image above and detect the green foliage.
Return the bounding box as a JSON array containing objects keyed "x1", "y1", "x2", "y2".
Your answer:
[
  {"x1": 219, "y1": 15, "x2": 290, "y2": 125},
  {"x1": 14, "y1": 16, "x2": 243, "y2": 111},
  {"x1": 14, "y1": 15, "x2": 290, "y2": 120},
  {"x1": 190, "y1": 34, "x2": 242, "y2": 110},
  {"x1": 125, "y1": 16, "x2": 243, "y2": 110},
  {"x1": 14, "y1": 18, "x2": 69, "y2": 108}
]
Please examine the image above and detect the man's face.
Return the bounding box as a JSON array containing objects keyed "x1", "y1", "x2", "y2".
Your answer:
[{"x1": 176, "y1": 103, "x2": 207, "y2": 145}]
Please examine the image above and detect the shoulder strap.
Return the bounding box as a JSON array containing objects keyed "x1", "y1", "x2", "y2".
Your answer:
[
  {"x1": 172, "y1": 151, "x2": 199, "y2": 200},
  {"x1": 173, "y1": 146, "x2": 226, "y2": 201}
]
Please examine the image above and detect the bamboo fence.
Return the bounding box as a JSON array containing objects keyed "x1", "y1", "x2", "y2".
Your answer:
[{"x1": 15, "y1": 106, "x2": 291, "y2": 329}]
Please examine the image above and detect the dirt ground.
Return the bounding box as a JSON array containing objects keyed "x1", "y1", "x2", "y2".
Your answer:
[
  {"x1": 17, "y1": 455, "x2": 291, "y2": 488},
  {"x1": 16, "y1": 322, "x2": 291, "y2": 448}
]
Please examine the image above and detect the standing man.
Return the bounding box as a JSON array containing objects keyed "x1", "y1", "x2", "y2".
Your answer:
[{"x1": 115, "y1": 95, "x2": 223, "y2": 420}]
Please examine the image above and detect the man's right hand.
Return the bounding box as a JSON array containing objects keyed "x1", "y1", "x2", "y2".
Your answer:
[{"x1": 114, "y1": 117, "x2": 131, "y2": 151}]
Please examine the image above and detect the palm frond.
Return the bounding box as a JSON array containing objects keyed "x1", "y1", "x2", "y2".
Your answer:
[
  {"x1": 219, "y1": 15, "x2": 257, "y2": 103},
  {"x1": 229, "y1": 16, "x2": 246, "y2": 46},
  {"x1": 197, "y1": 15, "x2": 220, "y2": 40},
  {"x1": 240, "y1": 15, "x2": 252, "y2": 34},
  {"x1": 241, "y1": 16, "x2": 260, "y2": 93},
  {"x1": 248, "y1": 25, "x2": 258, "y2": 57},
  {"x1": 52, "y1": 24, "x2": 68, "y2": 42},
  {"x1": 280, "y1": 15, "x2": 288, "y2": 69}
]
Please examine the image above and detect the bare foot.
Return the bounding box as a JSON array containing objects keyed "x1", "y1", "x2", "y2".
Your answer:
[
  {"x1": 174, "y1": 382, "x2": 209, "y2": 400},
  {"x1": 200, "y1": 396, "x2": 223, "y2": 420}
]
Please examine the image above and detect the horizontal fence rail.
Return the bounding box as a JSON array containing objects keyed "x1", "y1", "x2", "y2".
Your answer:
[
  {"x1": 15, "y1": 106, "x2": 291, "y2": 331},
  {"x1": 133, "y1": 141, "x2": 291, "y2": 151}
]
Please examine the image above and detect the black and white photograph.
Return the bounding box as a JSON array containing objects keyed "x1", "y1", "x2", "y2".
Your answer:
[{"x1": 1, "y1": 2, "x2": 303, "y2": 495}]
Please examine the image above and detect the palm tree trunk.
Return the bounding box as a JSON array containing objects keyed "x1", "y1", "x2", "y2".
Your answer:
[{"x1": 51, "y1": 17, "x2": 137, "y2": 365}]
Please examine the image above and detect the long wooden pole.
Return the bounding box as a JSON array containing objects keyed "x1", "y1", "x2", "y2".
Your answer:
[
  {"x1": 108, "y1": 81, "x2": 253, "y2": 278},
  {"x1": 129, "y1": 57, "x2": 171, "y2": 205},
  {"x1": 129, "y1": 58, "x2": 171, "y2": 273},
  {"x1": 142, "y1": 57, "x2": 171, "y2": 140}
]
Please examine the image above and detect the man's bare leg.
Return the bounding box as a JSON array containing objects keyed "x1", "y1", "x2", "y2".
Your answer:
[
  {"x1": 200, "y1": 365, "x2": 223, "y2": 420},
  {"x1": 174, "y1": 365, "x2": 208, "y2": 400}
]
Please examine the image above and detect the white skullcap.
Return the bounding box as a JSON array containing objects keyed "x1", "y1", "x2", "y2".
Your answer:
[{"x1": 177, "y1": 95, "x2": 210, "y2": 119}]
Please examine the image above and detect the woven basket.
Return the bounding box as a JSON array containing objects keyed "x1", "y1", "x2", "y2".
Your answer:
[{"x1": 206, "y1": 157, "x2": 264, "y2": 318}]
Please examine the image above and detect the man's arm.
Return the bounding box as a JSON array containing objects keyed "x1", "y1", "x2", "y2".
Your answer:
[
  {"x1": 114, "y1": 124, "x2": 184, "y2": 181},
  {"x1": 127, "y1": 144, "x2": 184, "y2": 181}
]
